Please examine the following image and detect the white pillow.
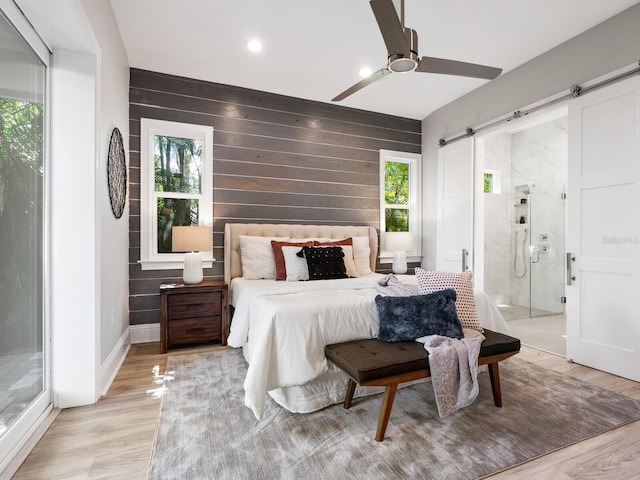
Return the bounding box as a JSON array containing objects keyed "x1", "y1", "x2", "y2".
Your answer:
[
  {"x1": 282, "y1": 245, "x2": 309, "y2": 281},
  {"x1": 415, "y1": 267, "x2": 482, "y2": 332},
  {"x1": 239, "y1": 235, "x2": 289, "y2": 279},
  {"x1": 340, "y1": 245, "x2": 359, "y2": 278},
  {"x1": 352, "y1": 236, "x2": 372, "y2": 275}
]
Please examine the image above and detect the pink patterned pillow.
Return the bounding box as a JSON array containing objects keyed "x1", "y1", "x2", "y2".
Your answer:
[{"x1": 415, "y1": 267, "x2": 482, "y2": 332}]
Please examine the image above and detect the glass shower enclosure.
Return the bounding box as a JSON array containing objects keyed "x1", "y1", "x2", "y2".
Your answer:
[{"x1": 511, "y1": 183, "x2": 566, "y2": 319}]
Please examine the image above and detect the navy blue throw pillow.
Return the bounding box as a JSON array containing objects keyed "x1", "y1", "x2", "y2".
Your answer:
[
  {"x1": 297, "y1": 246, "x2": 348, "y2": 280},
  {"x1": 375, "y1": 289, "x2": 464, "y2": 342}
]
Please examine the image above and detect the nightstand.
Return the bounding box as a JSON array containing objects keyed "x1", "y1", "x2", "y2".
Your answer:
[{"x1": 159, "y1": 280, "x2": 229, "y2": 353}]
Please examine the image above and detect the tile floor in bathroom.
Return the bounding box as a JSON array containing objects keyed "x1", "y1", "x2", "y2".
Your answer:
[{"x1": 499, "y1": 304, "x2": 566, "y2": 357}]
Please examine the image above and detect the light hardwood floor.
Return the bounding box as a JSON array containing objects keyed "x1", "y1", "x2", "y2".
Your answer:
[{"x1": 11, "y1": 343, "x2": 640, "y2": 479}]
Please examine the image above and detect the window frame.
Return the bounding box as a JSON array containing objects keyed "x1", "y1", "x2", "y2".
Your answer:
[
  {"x1": 0, "y1": 0, "x2": 52, "y2": 464},
  {"x1": 139, "y1": 118, "x2": 214, "y2": 270},
  {"x1": 379, "y1": 149, "x2": 422, "y2": 262},
  {"x1": 483, "y1": 169, "x2": 502, "y2": 194}
]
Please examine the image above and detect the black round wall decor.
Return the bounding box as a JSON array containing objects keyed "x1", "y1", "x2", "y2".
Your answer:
[{"x1": 107, "y1": 127, "x2": 127, "y2": 219}]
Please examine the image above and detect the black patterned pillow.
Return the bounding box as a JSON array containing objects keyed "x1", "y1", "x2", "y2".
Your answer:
[
  {"x1": 375, "y1": 289, "x2": 464, "y2": 342},
  {"x1": 297, "y1": 246, "x2": 348, "y2": 280}
]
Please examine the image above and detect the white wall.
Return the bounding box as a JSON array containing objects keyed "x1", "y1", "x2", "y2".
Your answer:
[
  {"x1": 17, "y1": 0, "x2": 130, "y2": 406},
  {"x1": 422, "y1": 3, "x2": 640, "y2": 270},
  {"x1": 51, "y1": 47, "x2": 99, "y2": 407},
  {"x1": 79, "y1": 0, "x2": 131, "y2": 394}
]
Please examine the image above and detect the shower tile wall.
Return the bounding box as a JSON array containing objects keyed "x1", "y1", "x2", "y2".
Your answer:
[
  {"x1": 484, "y1": 133, "x2": 512, "y2": 306},
  {"x1": 484, "y1": 118, "x2": 567, "y2": 314}
]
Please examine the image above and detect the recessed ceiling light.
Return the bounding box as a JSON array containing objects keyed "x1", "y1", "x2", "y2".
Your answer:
[
  {"x1": 247, "y1": 39, "x2": 263, "y2": 53},
  {"x1": 359, "y1": 67, "x2": 373, "y2": 78}
]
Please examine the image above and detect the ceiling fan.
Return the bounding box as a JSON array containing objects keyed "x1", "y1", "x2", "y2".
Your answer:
[{"x1": 332, "y1": 0, "x2": 502, "y2": 102}]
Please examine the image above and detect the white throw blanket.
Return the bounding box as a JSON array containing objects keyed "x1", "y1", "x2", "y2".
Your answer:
[{"x1": 417, "y1": 328, "x2": 485, "y2": 417}]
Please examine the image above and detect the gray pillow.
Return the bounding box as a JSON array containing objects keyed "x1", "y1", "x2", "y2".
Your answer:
[{"x1": 375, "y1": 289, "x2": 464, "y2": 342}]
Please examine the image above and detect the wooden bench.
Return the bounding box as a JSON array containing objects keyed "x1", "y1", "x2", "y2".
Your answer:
[{"x1": 325, "y1": 329, "x2": 520, "y2": 442}]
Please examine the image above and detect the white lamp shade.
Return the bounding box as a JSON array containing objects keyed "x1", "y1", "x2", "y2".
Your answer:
[
  {"x1": 172, "y1": 226, "x2": 211, "y2": 284},
  {"x1": 385, "y1": 232, "x2": 413, "y2": 274}
]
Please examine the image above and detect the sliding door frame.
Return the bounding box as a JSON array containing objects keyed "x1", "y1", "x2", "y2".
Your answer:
[{"x1": 0, "y1": 0, "x2": 53, "y2": 474}]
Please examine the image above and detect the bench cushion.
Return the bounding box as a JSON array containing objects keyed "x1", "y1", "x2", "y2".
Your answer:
[{"x1": 325, "y1": 329, "x2": 520, "y2": 383}]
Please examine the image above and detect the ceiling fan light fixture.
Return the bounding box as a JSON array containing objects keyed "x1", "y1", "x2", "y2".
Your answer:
[
  {"x1": 388, "y1": 51, "x2": 418, "y2": 73},
  {"x1": 331, "y1": 0, "x2": 502, "y2": 101},
  {"x1": 359, "y1": 66, "x2": 373, "y2": 78}
]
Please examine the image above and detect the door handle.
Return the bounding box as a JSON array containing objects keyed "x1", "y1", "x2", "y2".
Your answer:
[
  {"x1": 566, "y1": 252, "x2": 576, "y2": 285},
  {"x1": 529, "y1": 245, "x2": 540, "y2": 264},
  {"x1": 461, "y1": 249, "x2": 469, "y2": 272}
]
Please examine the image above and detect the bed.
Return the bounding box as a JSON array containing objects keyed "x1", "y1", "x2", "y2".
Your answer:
[{"x1": 224, "y1": 223, "x2": 510, "y2": 420}]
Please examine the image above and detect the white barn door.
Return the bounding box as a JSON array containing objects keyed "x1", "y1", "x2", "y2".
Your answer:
[
  {"x1": 436, "y1": 138, "x2": 475, "y2": 273},
  {"x1": 566, "y1": 75, "x2": 640, "y2": 381}
]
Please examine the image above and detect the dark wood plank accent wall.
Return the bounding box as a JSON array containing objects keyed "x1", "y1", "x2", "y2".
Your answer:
[{"x1": 128, "y1": 68, "x2": 422, "y2": 326}]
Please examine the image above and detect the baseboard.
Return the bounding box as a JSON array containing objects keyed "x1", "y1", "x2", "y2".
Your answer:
[
  {"x1": 0, "y1": 407, "x2": 58, "y2": 480},
  {"x1": 100, "y1": 328, "x2": 131, "y2": 396},
  {"x1": 130, "y1": 323, "x2": 160, "y2": 344}
]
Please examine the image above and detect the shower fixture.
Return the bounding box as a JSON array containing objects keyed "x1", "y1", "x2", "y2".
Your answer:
[{"x1": 513, "y1": 226, "x2": 527, "y2": 278}]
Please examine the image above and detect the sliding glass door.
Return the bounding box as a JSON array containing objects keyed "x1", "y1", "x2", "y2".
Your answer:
[{"x1": 0, "y1": 5, "x2": 49, "y2": 469}]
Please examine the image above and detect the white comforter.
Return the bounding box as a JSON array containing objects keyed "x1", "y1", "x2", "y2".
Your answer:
[
  {"x1": 228, "y1": 274, "x2": 510, "y2": 420},
  {"x1": 229, "y1": 275, "x2": 386, "y2": 419}
]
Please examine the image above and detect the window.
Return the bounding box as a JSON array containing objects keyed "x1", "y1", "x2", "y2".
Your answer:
[
  {"x1": 379, "y1": 149, "x2": 421, "y2": 260},
  {"x1": 140, "y1": 119, "x2": 213, "y2": 270},
  {"x1": 483, "y1": 169, "x2": 501, "y2": 194}
]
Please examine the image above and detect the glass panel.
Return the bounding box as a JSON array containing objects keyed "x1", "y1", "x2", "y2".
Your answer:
[
  {"x1": 384, "y1": 161, "x2": 408, "y2": 205},
  {"x1": 385, "y1": 208, "x2": 408, "y2": 232},
  {"x1": 157, "y1": 197, "x2": 200, "y2": 253},
  {"x1": 529, "y1": 180, "x2": 566, "y2": 318},
  {"x1": 154, "y1": 135, "x2": 202, "y2": 194},
  {"x1": 0, "y1": 12, "x2": 45, "y2": 438}
]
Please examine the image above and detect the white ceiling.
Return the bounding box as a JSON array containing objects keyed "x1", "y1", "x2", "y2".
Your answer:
[{"x1": 110, "y1": 0, "x2": 639, "y2": 120}]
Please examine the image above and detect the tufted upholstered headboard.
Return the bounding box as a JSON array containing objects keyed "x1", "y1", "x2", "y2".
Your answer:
[{"x1": 224, "y1": 223, "x2": 378, "y2": 284}]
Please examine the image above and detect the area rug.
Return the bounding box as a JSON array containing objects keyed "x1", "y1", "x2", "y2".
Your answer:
[{"x1": 148, "y1": 349, "x2": 640, "y2": 480}]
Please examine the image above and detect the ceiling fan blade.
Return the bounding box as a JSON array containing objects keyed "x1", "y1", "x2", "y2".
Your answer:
[
  {"x1": 370, "y1": 0, "x2": 409, "y2": 54},
  {"x1": 416, "y1": 56, "x2": 502, "y2": 80},
  {"x1": 332, "y1": 68, "x2": 391, "y2": 102}
]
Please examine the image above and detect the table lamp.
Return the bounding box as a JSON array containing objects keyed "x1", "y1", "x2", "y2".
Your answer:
[
  {"x1": 172, "y1": 225, "x2": 212, "y2": 284},
  {"x1": 385, "y1": 232, "x2": 413, "y2": 274}
]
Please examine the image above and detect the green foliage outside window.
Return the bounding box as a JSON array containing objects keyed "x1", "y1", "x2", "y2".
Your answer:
[
  {"x1": 385, "y1": 208, "x2": 408, "y2": 232},
  {"x1": 484, "y1": 172, "x2": 493, "y2": 193},
  {"x1": 0, "y1": 98, "x2": 44, "y2": 346},
  {"x1": 154, "y1": 135, "x2": 202, "y2": 194},
  {"x1": 384, "y1": 161, "x2": 409, "y2": 232},
  {"x1": 157, "y1": 197, "x2": 200, "y2": 253},
  {"x1": 385, "y1": 161, "x2": 408, "y2": 205},
  {"x1": 154, "y1": 135, "x2": 202, "y2": 253}
]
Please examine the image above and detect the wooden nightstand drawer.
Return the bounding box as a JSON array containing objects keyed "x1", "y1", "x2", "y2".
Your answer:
[
  {"x1": 168, "y1": 317, "x2": 221, "y2": 345},
  {"x1": 159, "y1": 280, "x2": 229, "y2": 353},
  {"x1": 168, "y1": 292, "x2": 221, "y2": 319}
]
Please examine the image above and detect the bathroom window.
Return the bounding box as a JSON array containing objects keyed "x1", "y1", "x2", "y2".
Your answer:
[
  {"x1": 484, "y1": 170, "x2": 501, "y2": 194},
  {"x1": 139, "y1": 118, "x2": 214, "y2": 270},
  {"x1": 379, "y1": 149, "x2": 421, "y2": 259}
]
